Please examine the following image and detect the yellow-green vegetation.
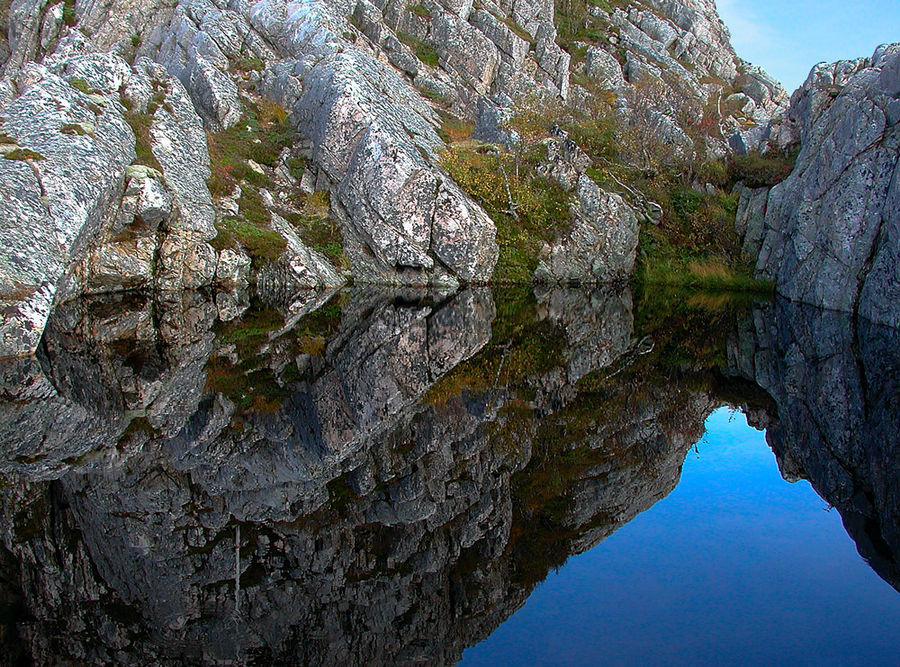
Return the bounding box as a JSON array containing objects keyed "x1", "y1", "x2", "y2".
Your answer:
[
  {"x1": 60, "y1": 122, "x2": 94, "y2": 137},
  {"x1": 555, "y1": 90, "x2": 789, "y2": 289},
  {"x1": 207, "y1": 97, "x2": 295, "y2": 197},
  {"x1": 727, "y1": 147, "x2": 800, "y2": 188},
  {"x1": 69, "y1": 77, "x2": 101, "y2": 95},
  {"x1": 205, "y1": 96, "x2": 344, "y2": 265},
  {"x1": 121, "y1": 82, "x2": 174, "y2": 173},
  {"x1": 123, "y1": 108, "x2": 163, "y2": 172},
  {"x1": 397, "y1": 31, "x2": 440, "y2": 68},
  {"x1": 435, "y1": 112, "x2": 474, "y2": 143},
  {"x1": 554, "y1": 0, "x2": 627, "y2": 55},
  {"x1": 441, "y1": 82, "x2": 792, "y2": 288},
  {"x1": 634, "y1": 185, "x2": 768, "y2": 290},
  {"x1": 232, "y1": 56, "x2": 266, "y2": 73},
  {"x1": 440, "y1": 136, "x2": 571, "y2": 282},
  {"x1": 3, "y1": 147, "x2": 44, "y2": 161},
  {"x1": 409, "y1": 2, "x2": 432, "y2": 19},
  {"x1": 211, "y1": 217, "x2": 287, "y2": 266},
  {"x1": 279, "y1": 190, "x2": 346, "y2": 266},
  {"x1": 62, "y1": 0, "x2": 76, "y2": 26}
]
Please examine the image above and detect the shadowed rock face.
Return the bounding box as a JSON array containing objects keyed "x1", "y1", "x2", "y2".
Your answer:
[
  {"x1": 729, "y1": 299, "x2": 900, "y2": 591},
  {"x1": 0, "y1": 285, "x2": 729, "y2": 665}
]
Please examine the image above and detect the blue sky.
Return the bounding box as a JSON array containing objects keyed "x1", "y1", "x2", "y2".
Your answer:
[{"x1": 717, "y1": 0, "x2": 900, "y2": 93}]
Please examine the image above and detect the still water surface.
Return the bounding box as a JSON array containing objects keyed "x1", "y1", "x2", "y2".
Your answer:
[
  {"x1": 0, "y1": 286, "x2": 896, "y2": 664},
  {"x1": 463, "y1": 408, "x2": 900, "y2": 666}
]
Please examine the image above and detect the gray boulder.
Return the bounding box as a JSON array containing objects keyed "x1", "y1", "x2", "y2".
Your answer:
[{"x1": 534, "y1": 175, "x2": 638, "y2": 284}]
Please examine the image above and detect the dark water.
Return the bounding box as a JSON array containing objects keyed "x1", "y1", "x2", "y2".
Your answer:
[{"x1": 0, "y1": 285, "x2": 897, "y2": 665}]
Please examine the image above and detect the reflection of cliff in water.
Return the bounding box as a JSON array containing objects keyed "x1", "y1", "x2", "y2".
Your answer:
[
  {"x1": 0, "y1": 286, "x2": 894, "y2": 663},
  {"x1": 729, "y1": 299, "x2": 900, "y2": 592}
]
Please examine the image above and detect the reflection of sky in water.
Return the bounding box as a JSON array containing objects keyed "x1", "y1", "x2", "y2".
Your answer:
[{"x1": 462, "y1": 407, "x2": 900, "y2": 666}]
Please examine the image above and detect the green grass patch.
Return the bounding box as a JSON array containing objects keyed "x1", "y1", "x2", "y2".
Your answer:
[
  {"x1": 69, "y1": 77, "x2": 101, "y2": 95},
  {"x1": 232, "y1": 56, "x2": 265, "y2": 73},
  {"x1": 440, "y1": 143, "x2": 572, "y2": 283},
  {"x1": 637, "y1": 255, "x2": 771, "y2": 291},
  {"x1": 409, "y1": 3, "x2": 432, "y2": 18},
  {"x1": 210, "y1": 216, "x2": 287, "y2": 267},
  {"x1": 207, "y1": 97, "x2": 295, "y2": 198},
  {"x1": 123, "y1": 110, "x2": 163, "y2": 173},
  {"x1": 397, "y1": 31, "x2": 440, "y2": 68},
  {"x1": 3, "y1": 148, "x2": 45, "y2": 161},
  {"x1": 727, "y1": 147, "x2": 799, "y2": 188}
]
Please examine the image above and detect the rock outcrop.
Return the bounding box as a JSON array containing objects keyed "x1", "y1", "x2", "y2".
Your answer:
[
  {"x1": 534, "y1": 174, "x2": 638, "y2": 284},
  {"x1": 0, "y1": 0, "x2": 797, "y2": 359},
  {"x1": 736, "y1": 44, "x2": 900, "y2": 326}
]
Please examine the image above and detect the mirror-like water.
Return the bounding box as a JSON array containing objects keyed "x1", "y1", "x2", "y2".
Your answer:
[
  {"x1": 0, "y1": 286, "x2": 896, "y2": 664},
  {"x1": 463, "y1": 408, "x2": 900, "y2": 666}
]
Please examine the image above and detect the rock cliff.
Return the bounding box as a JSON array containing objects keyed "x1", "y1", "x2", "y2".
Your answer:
[
  {"x1": 736, "y1": 44, "x2": 900, "y2": 326},
  {"x1": 0, "y1": 0, "x2": 790, "y2": 358}
]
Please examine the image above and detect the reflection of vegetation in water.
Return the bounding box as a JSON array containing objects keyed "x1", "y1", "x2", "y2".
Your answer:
[
  {"x1": 205, "y1": 296, "x2": 344, "y2": 416},
  {"x1": 424, "y1": 287, "x2": 567, "y2": 407},
  {"x1": 429, "y1": 285, "x2": 769, "y2": 588},
  {"x1": 203, "y1": 285, "x2": 769, "y2": 594}
]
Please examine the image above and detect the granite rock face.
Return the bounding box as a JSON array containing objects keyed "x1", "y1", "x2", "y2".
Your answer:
[
  {"x1": 292, "y1": 50, "x2": 497, "y2": 285},
  {"x1": 534, "y1": 175, "x2": 638, "y2": 284},
  {"x1": 0, "y1": 59, "x2": 135, "y2": 358},
  {"x1": 735, "y1": 44, "x2": 900, "y2": 326},
  {"x1": 0, "y1": 0, "x2": 859, "y2": 361}
]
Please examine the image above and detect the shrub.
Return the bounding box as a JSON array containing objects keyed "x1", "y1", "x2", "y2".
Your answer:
[
  {"x1": 440, "y1": 143, "x2": 573, "y2": 282},
  {"x1": 561, "y1": 116, "x2": 618, "y2": 161},
  {"x1": 437, "y1": 112, "x2": 474, "y2": 143},
  {"x1": 210, "y1": 216, "x2": 286, "y2": 266},
  {"x1": 232, "y1": 56, "x2": 265, "y2": 73},
  {"x1": 728, "y1": 148, "x2": 798, "y2": 188},
  {"x1": 410, "y1": 3, "x2": 432, "y2": 18},
  {"x1": 206, "y1": 97, "x2": 295, "y2": 197},
  {"x1": 62, "y1": 0, "x2": 76, "y2": 26}
]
